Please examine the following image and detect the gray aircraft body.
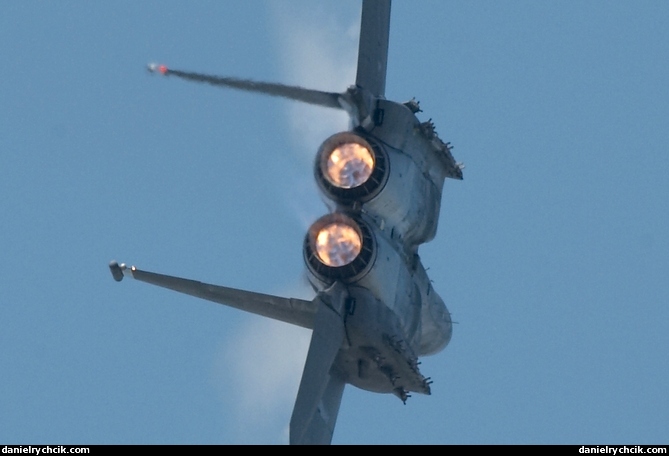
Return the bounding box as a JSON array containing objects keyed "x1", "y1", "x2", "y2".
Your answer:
[{"x1": 110, "y1": 0, "x2": 462, "y2": 444}]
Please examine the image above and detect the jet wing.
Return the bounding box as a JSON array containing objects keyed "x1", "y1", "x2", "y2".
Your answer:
[
  {"x1": 355, "y1": 0, "x2": 392, "y2": 97},
  {"x1": 111, "y1": 261, "x2": 349, "y2": 444},
  {"x1": 109, "y1": 261, "x2": 316, "y2": 329},
  {"x1": 152, "y1": 65, "x2": 344, "y2": 111}
]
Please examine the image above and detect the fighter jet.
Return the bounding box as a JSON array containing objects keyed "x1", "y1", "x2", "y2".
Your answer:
[{"x1": 110, "y1": 0, "x2": 462, "y2": 444}]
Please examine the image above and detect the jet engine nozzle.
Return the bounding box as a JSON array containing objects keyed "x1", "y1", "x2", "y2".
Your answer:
[
  {"x1": 304, "y1": 213, "x2": 376, "y2": 284},
  {"x1": 315, "y1": 132, "x2": 388, "y2": 204}
]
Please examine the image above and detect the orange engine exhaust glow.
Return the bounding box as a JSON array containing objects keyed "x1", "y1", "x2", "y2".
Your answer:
[
  {"x1": 325, "y1": 143, "x2": 374, "y2": 189},
  {"x1": 315, "y1": 223, "x2": 362, "y2": 267}
]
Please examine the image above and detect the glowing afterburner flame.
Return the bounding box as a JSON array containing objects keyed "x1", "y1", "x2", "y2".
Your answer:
[
  {"x1": 315, "y1": 223, "x2": 362, "y2": 267},
  {"x1": 325, "y1": 143, "x2": 374, "y2": 188}
]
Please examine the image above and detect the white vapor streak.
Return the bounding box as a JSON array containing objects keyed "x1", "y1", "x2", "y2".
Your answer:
[
  {"x1": 270, "y1": 1, "x2": 359, "y2": 157},
  {"x1": 271, "y1": 0, "x2": 361, "y2": 230},
  {"x1": 215, "y1": 317, "x2": 311, "y2": 444},
  {"x1": 213, "y1": 1, "x2": 360, "y2": 444}
]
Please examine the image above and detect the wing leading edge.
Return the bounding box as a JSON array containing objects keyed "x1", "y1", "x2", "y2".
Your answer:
[{"x1": 109, "y1": 261, "x2": 316, "y2": 329}]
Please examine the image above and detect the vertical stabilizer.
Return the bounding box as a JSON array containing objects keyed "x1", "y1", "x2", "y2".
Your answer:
[{"x1": 289, "y1": 283, "x2": 348, "y2": 445}]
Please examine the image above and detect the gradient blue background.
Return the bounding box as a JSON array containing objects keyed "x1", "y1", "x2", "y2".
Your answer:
[{"x1": 1, "y1": 0, "x2": 667, "y2": 444}]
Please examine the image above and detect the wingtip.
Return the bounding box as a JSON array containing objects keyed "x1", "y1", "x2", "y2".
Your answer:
[
  {"x1": 109, "y1": 260, "x2": 124, "y2": 282},
  {"x1": 147, "y1": 63, "x2": 168, "y2": 75}
]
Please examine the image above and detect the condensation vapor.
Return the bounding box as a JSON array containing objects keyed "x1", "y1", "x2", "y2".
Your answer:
[
  {"x1": 271, "y1": 0, "x2": 361, "y2": 232},
  {"x1": 215, "y1": 1, "x2": 360, "y2": 444}
]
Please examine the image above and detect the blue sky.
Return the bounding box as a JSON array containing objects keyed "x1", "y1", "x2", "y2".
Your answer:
[{"x1": 1, "y1": 0, "x2": 667, "y2": 444}]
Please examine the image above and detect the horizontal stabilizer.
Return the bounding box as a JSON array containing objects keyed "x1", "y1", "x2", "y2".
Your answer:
[{"x1": 109, "y1": 262, "x2": 317, "y2": 329}]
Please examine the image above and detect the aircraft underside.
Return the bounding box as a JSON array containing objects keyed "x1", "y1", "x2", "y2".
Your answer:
[{"x1": 112, "y1": 0, "x2": 461, "y2": 445}]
